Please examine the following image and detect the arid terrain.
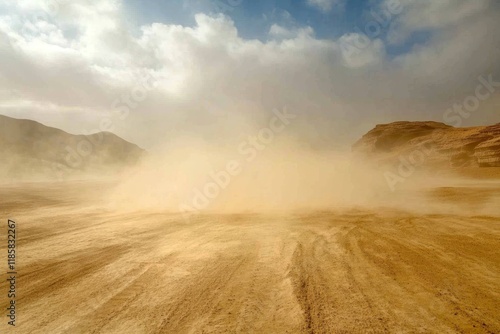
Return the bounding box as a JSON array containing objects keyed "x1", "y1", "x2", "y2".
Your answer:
[
  {"x1": 353, "y1": 122, "x2": 500, "y2": 168},
  {"x1": 2, "y1": 0, "x2": 500, "y2": 332},
  {"x1": 2, "y1": 180, "x2": 499, "y2": 334}
]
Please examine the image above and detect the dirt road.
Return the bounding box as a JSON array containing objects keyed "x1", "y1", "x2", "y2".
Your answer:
[{"x1": 1, "y1": 182, "x2": 499, "y2": 333}]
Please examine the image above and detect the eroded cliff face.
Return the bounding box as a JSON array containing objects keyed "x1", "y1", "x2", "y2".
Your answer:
[
  {"x1": 353, "y1": 121, "x2": 500, "y2": 168},
  {"x1": 475, "y1": 135, "x2": 500, "y2": 167}
]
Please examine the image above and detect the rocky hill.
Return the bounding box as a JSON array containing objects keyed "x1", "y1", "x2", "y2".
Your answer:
[
  {"x1": 0, "y1": 114, "x2": 145, "y2": 181},
  {"x1": 353, "y1": 121, "x2": 500, "y2": 168}
]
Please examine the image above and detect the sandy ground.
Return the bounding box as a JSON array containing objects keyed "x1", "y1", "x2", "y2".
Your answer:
[{"x1": 1, "y1": 181, "x2": 499, "y2": 333}]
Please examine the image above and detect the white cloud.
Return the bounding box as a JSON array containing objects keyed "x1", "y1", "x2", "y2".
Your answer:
[
  {"x1": 306, "y1": 0, "x2": 345, "y2": 13},
  {"x1": 339, "y1": 33, "x2": 385, "y2": 68},
  {"x1": 269, "y1": 24, "x2": 314, "y2": 39},
  {"x1": 0, "y1": 0, "x2": 499, "y2": 149},
  {"x1": 385, "y1": 0, "x2": 492, "y2": 44}
]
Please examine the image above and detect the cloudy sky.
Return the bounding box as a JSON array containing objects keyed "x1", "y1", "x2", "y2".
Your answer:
[{"x1": 0, "y1": 0, "x2": 499, "y2": 149}]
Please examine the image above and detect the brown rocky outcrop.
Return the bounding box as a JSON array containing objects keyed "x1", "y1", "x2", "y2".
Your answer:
[{"x1": 353, "y1": 121, "x2": 500, "y2": 168}]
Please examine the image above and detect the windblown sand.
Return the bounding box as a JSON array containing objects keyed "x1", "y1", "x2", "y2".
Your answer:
[{"x1": 1, "y1": 181, "x2": 499, "y2": 333}]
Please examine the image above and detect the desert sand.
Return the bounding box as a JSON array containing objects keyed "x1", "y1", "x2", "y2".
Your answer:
[
  {"x1": 2, "y1": 180, "x2": 499, "y2": 334},
  {"x1": 2, "y1": 0, "x2": 500, "y2": 332}
]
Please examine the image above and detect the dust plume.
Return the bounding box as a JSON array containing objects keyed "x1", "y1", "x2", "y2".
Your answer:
[
  {"x1": 105, "y1": 138, "x2": 500, "y2": 217},
  {"x1": 108, "y1": 138, "x2": 388, "y2": 214}
]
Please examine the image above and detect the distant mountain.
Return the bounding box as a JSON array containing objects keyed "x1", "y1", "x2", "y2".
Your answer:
[
  {"x1": 353, "y1": 121, "x2": 500, "y2": 168},
  {"x1": 0, "y1": 114, "x2": 145, "y2": 181}
]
